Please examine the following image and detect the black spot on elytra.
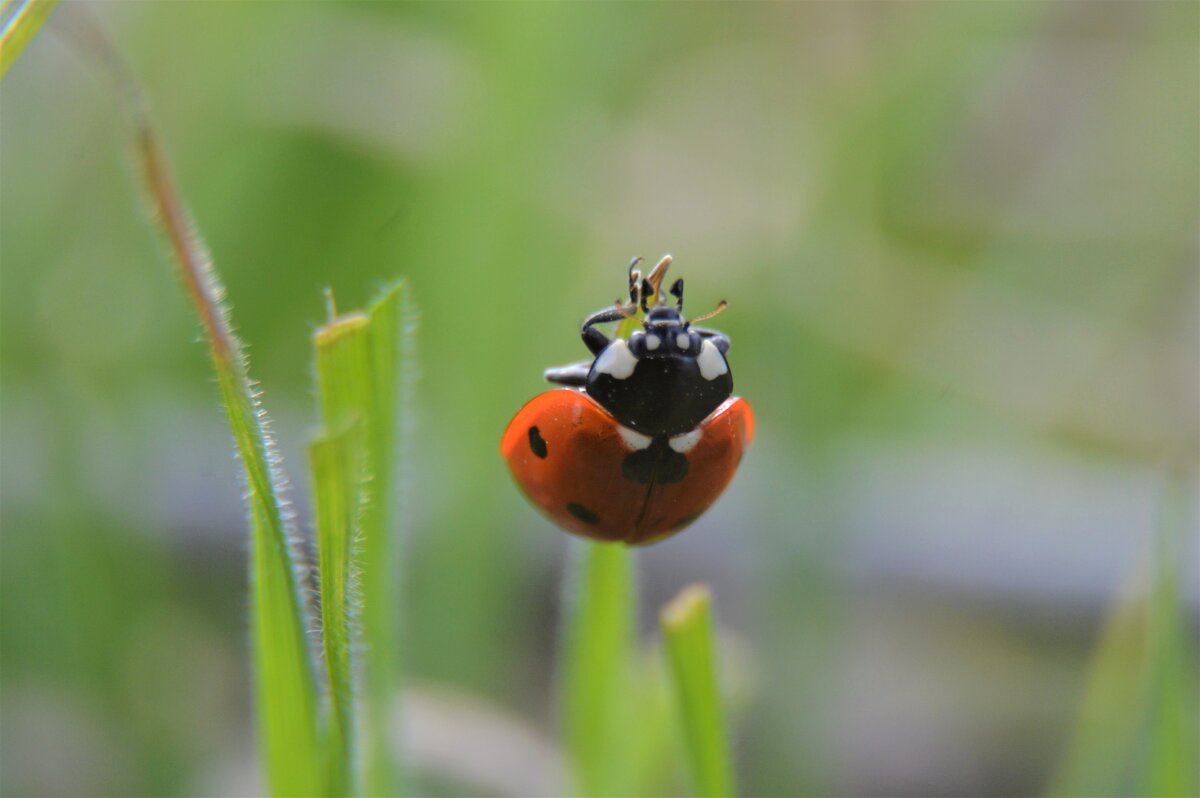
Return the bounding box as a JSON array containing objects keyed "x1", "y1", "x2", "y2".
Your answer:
[
  {"x1": 527, "y1": 426, "x2": 547, "y2": 459},
  {"x1": 567, "y1": 502, "x2": 599, "y2": 525},
  {"x1": 622, "y1": 438, "x2": 689, "y2": 485}
]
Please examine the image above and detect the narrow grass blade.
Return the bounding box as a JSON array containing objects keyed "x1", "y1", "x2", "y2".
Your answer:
[
  {"x1": 628, "y1": 648, "x2": 677, "y2": 797},
  {"x1": 223, "y1": 367, "x2": 322, "y2": 798},
  {"x1": 1045, "y1": 575, "x2": 1146, "y2": 797},
  {"x1": 660, "y1": 584, "x2": 736, "y2": 798},
  {"x1": 0, "y1": 0, "x2": 60, "y2": 78},
  {"x1": 314, "y1": 284, "x2": 413, "y2": 795},
  {"x1": 363, "y1": 284, "x2": 413, "y2": 796},
  {"x1": 1136, "y1": 476, "x2": 1198, "y2": 798},
  {"x1": 562, "y1": 541, "x2": 636, "y2": 798},
  {"x1": 310, "y1": 424, "x2": 365, "y2": 797},
  {"x1": 1047, "y1": 474, "x2": 1198, "y2": 798},
  {"x1": 80, "y1": 23, "x2": 323, "y2": 795}
]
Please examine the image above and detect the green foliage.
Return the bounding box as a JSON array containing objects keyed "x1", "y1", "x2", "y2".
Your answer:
[
  {"x1": 3, "y1": 4, "x2": 1197, "y2": 796},
  {"x1": 0, "y1": 0, "x2": 60, "y2": 77},
  {"x1": 661, "y1": 584, "x2": 736, "y2": 798}
]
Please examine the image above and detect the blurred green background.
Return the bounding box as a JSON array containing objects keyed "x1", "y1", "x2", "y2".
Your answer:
[{"x1": 2, "y1": 2, "x2": 1197, "y2": 796}]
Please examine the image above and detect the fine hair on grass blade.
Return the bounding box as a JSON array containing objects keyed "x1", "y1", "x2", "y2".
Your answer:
[
  {"x1": 362, "y1": 283, "x2": 415, "y2": 796},
  {"x1": 0, "y1": 0, "x2": 61, "y2": 77},
  {"x1": 310, "y1": 422, "x2": 366, "y2": 797},
  {"x1": 65, "y1": 13, "x2": 324, "y2": 796},
  {"x1": 660, "y1": 583, "x2": 736, "y2": 798},
  {"x1": 314, "y1": 285, "x2": 413, "y2": 795},
  {"x1": 561, "y1": 540, "x2": 637, "y2": 798}
]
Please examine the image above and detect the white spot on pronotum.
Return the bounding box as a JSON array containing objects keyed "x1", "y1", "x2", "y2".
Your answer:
[
  {"x1": 676, "y1": 333, "x2": 690, "y2": 350},
  {"x1": 618, "y1": 426, "x2": 653, "y2": 450},
  {"x1": 645, "y1": 334, "x2": 661, "y2": 350},
  {"x1": 669, "y1": 428, "x2": 702, "y2": 453},
  {"x1": 594, "y1": 338, "x2": 638, "y2": 379},
  {"x1": 697, "y1": 339, "x2": 728, "y2": 380}
]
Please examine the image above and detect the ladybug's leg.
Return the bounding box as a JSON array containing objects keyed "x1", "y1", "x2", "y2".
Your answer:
[
  {"x1": 691, "y1": 327, "x2": 731, "y2": 354},
  {"x1": 544, "y1": 360, "x2": 591, "y2": 387},
  {"x1": 581, "y1": 306, "x2": 630, "y2": 356}
]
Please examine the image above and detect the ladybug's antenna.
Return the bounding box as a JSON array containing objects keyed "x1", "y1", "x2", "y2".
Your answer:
[
  {"x1": 627, "y1": 256, "x2": 643, "y2": 308},
  {"x1": 669, "y1": 278, "x2": 684, "y2": 310},
  {"x1": 688, "y1": 299, "x2": 727, "y2": 325}
]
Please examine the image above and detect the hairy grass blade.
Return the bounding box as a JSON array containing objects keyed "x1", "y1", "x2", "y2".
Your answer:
[
  {"x1": 310, "y1": 422, "x2": 365, "y2": 797},
  {"x1": 314, "y1": 284, "x2": 413, "y2": 795},
  {"x1": 661, "y1": 584, "x2": 736, "y2": 798},
  {"x1": 81, "y1": 22, "x2": 324, "y2": 794},
  {"x1": 361, "y1": 283, "x2": 415, "y2": 796}
]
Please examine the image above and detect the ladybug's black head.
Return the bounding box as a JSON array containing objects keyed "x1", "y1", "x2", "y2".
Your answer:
[
  {"x1": 646, "y1": 306, "x2": 682, "y2": 324},
  {"x1": 631, "y1": 305, "x2": 694, "y2": 357},
  {"x1": 622, "y1": 256, "x2": 727, "y2": 360}
]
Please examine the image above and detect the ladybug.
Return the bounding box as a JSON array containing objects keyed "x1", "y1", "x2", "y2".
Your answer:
[{"x1": 500, "y1": 255, "x2": 754, "y2": 545}]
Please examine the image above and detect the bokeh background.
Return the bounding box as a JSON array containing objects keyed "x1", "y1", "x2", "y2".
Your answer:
[{"x1": 2, "y1": 2, "x2": 1197, "y2": 796}]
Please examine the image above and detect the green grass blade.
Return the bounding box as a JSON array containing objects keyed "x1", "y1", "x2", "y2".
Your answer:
[
  {"x1": 1045, "y1": 579, "x2": 1146, "y2": 797},
  {"x1": 93, "y1": 30, "x2": 323, "y2": 795},
  {"x1": 1047, "y1": 475, "x2": 1198, "y2": 798},
  {"x1": 1137, "y1": 476, "x2": 1198, "y2": 798},
  {"x1": 220, "y1": 365, "x2": 322, "y2": 798},
  {"x1": 562, "y1": 541, "x2": 636, "y2": 798},
  {"x1": 0, "y1": 0, "x2": 60, "y2": 78},
  {"x1": 310, "y1": 424, "x2": 365, "y2": 797},
  {"x1": 362, "y1": 283, "x2": 413, "y2": 796},
  {"x1": 660, "y1": 584, "x2": 736, "y2": 798},
  {"x1": 314, "y1": 284, "x2": 413, "y2": 795},
  {"x1": 628, "y1": 648, "x2": 677, "y2": 797}
]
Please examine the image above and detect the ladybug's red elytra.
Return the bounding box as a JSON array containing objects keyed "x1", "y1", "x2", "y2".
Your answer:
[{"x1": 500, "y1": 255, "x2": 754, "y2": 545}]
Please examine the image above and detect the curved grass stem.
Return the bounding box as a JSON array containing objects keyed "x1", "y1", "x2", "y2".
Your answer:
[{"x1": 73, "y1": 15, "x2": 323, "y2": 794}]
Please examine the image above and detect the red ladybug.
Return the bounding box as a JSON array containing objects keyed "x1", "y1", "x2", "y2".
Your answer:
[{"x1": 501, "y1": 255, "x2": 754, "y2": 545}]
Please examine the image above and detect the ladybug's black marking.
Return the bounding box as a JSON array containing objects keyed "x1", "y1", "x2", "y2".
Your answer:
[
  {"x1": 527, "y1": 426, "x2": 548, "y2": 459},
  {"x1": 621, "y1": 437, "x2": 689, "y2": 485},
  {"x1": 567, "y1": 502, "x2": 599, "y2": 525}
]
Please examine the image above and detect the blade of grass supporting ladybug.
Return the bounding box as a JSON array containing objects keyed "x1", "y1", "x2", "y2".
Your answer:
[
  {"x1": 0, "y1": 0, "x2": 60, "y2": 78},
  {"x1": 310, "y1": 423, "x2": 365, "y2": 797},
  {"x1": 314, "y1": 283, "x2": 413, "y2": 796},
  {"x1": 562, "y1": 541, "x2": 637, "y2": 797},
  {"x1": 660, "y1": 584, "x2": 736, "y2": 798},
  {"x1": 1046, "y1": 474, "x2": 1198, "y2": 798},
  {"x1": 101, "y1": 32, "x2": 323, "y2": 798}
]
